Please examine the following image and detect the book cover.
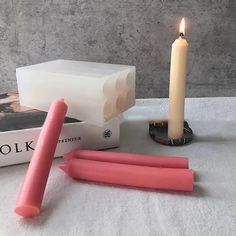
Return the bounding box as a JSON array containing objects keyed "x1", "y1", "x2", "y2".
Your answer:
[{"x1": 0, "y1": 92, "x2": 120, "y2": 167}]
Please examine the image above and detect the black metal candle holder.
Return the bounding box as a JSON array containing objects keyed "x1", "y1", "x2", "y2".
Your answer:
[{"x1": 149, "y1": 120, "x2": 193, "y2": 146}]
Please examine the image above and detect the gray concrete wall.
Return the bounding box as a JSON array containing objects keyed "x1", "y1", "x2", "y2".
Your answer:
[{"x1": 0, "y1": 0, "x2": 235, "y2": 98}]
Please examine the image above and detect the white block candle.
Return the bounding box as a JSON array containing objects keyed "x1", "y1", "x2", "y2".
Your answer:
[
  {"x1": 16, "y1": 60, "x2": 136, "y2": 126},
  {"x1": 168, "y1": 18, "x2": 188, "y2": 139}
]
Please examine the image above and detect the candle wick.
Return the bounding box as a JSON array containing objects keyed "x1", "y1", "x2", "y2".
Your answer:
[{"x1": 179, "y1": 32, "x2": 184, "y2": 37}]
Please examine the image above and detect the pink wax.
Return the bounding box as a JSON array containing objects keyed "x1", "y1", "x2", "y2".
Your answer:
[
  {"x1": 14, "y1": 99, "x2": 67, "y2": 217},
  {"x1": 59, "y1": 159, "x2": 194, "y2": 192},
  {"x1": 64, "y1": 149, "x2": 189, "y2": 169}
]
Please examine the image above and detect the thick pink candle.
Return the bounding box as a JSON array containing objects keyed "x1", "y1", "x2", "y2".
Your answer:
[
  {"x1": 59, "y1": 159, "x2": 194, "y2": 192},
  {"x1": 64, "y1": 149, "x2": 189, "y2": 169},
  {"x1": 14, "y1": 99, "x2": 67, "y2": 217}
]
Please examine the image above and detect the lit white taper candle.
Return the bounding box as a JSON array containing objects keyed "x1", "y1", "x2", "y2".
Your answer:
[{"x1": 168, "y1": 18, "x2": 188, "y2": 139}]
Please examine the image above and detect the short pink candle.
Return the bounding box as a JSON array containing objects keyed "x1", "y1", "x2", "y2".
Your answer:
[
  {"x1": 64, "y1": 149, "x2": 189, "y2": 169},
  {"x1": 14, "y1": 99, "x2": 67, "y2": 217},
  {"x1": 59, "y1": 159, "x2": 194, "y2": 192}
]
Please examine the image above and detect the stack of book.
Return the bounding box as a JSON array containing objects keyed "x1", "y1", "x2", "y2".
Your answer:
[{"x1": 0, "y1": 92, "x2": 120, "y2": 167}]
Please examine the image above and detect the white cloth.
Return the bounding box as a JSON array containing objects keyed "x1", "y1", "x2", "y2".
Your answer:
[{"x1": 1, "y1": 98, "x2": 236, "y2": 236}]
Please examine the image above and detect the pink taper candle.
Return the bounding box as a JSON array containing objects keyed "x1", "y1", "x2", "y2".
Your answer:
[
  {"x1": 64, "y1": 149, "x2": 189, "y2": 169},
  {"x1": 59, "y1": 159, "x2": 194, "y2": 192},
  {"x1": 14, "y1": 99, "x2": 67, "y2": 217}
]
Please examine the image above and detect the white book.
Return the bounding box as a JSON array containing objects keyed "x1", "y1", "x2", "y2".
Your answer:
[{"x1": 0, "y1": 92, "x2": 120, "y2": 167}]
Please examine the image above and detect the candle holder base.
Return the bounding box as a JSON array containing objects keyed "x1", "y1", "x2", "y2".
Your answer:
[{"x1": 149, "y1": 120, "x2": 193, "y2": 146}]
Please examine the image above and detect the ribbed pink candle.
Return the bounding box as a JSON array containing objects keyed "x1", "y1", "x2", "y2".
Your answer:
[
  {"x1": 14, "y1": 99, "x2": 67, "y2": 217},
  {"x1": 64, "y1": 149, "x2": 189, "y2": 169},
  {"x1": 59, "y1": 159, "x2": 194, "y2": 192}
]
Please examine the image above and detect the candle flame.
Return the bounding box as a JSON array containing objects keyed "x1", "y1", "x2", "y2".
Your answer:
[{"x1": 179, "y1": 18, "x2": 185, "y2": 36}]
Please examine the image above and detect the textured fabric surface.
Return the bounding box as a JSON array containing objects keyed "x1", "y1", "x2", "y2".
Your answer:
[{"x1": 1, "y1": 98, "x2": 236, "y2": 236}]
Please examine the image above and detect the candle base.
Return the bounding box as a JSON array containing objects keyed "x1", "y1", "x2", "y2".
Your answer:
[{"x1": 149, "y1": 120, "x2": 193, "y2": 146}]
